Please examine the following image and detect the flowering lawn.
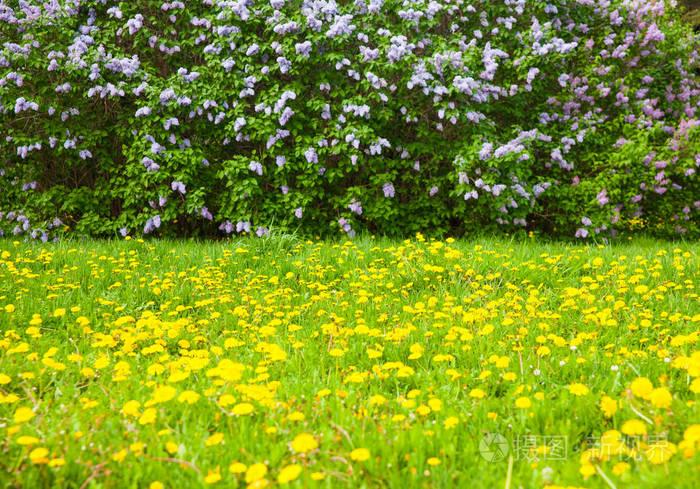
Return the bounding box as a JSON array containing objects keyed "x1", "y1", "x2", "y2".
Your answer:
[{"x1": 0, "y1": 236, "x2": 699, "y2": 488}]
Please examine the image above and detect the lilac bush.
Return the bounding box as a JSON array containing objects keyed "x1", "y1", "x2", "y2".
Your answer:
[{"x1": 0, "y1": 0, "x2": 698, "y2": 239}]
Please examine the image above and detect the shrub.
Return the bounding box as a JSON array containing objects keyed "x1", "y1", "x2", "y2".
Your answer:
[{"x1": 0, "y1": 0, "x2": 698, "y2": 240}]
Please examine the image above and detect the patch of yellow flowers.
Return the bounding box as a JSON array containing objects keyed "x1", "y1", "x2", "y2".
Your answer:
[{"x1": 0, "y1": 238, "x2": 698, "y2": 487}]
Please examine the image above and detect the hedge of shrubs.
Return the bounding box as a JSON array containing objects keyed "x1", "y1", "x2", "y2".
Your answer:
[{"x1": 1, "y1": 0, "x2": 698, "y2": 240}]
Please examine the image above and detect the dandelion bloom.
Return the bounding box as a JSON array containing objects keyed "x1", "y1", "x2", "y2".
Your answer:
[
  {"x1": 350, "y1": 448, "x2": 371, "y2": 462},
  {"x1": 291, "y1": 433, "x2": 318, "y2": 453}
]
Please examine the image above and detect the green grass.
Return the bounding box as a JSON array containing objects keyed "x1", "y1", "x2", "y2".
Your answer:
[{"x1": 0, "y1": 235, "x2": 699, "y2": 488}]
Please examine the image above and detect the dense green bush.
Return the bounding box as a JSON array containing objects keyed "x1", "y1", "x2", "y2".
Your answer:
[{"x1": 1, "y1": 0, "x2": 698, "y2": 240}]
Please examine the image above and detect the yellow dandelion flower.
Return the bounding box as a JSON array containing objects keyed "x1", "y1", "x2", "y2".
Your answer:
[
  {"x1": 121, "y1": 400, "x2": 141, "y2": 417},
  {"x1": 151, "y1": 385, "x2": 177, "y2": 404},
  {"x1": 93, "y1": 356, "x2": 110, "y2": 370},
  {"x1": 568, "y1": 383, "x2": 589, "y2": 396},
  {"x1": 218, "y1": 394, "x2": 236, "y2": 407},
  {"x1": 204, "y1": 468, "x2": 221, "y2": 484},
  {"x1": 600, "y1": 396, "x2": 618, "y2": 418},
  {"x1": 515, "y1": 397, "x2": 532, "y2": 409},
  {"x1": 245, "y1": 463, "x2": 268, "y2": 483},
  {"x1": 579, "y1": 463, "x2": 595, "y2": 477},
  {"x1": 469, "y1": 388, "x2": 486, "y2": 399},
  {"x1": 428, "y1": 398, "x2": 442, "y2": 411},
  {"x1": 205, "y1": 432, "x2": 224, "y2": 447},
  {"x1": 229, "y1": 462, "x2": 247, "y2": 474},
  {"x1": 630, "y1": 377, "x2": 654, "y2": 399},
  {"x1": 277, "y1": 464, "x2": 302, "y2": 484},
  {"x1": 612, "y1": 462, "x2": 630, "y2": 475},
  {"x1": 444, "y1": 416, "x2": 459, "y2": 429},
  {"x1": 17, "y1": 436, "x2": 40, "y2": 446},
  {"x1": 350, "y1": 448, "x2": 370, "y2": 462},
  {"x1": 177, "y1": 391, "x2": 200, "y2": 404},
  {"x1": 644, "y1": 441, "x2": 676, "y2": 465},
  {"x1": 139, "y1": 408, "x2": 157, "y2": 425},
  {"x1": 649, "y1": 387, "x2": 672, "y2": 409},
  {"x1": 112, "y1": 449, "x2": 128, "y2": 462},
  {"x1": 232, "y1": 402, "x2": 254, "y2": 416},
  {"x1": 13, "y1": 406, "x2": 35, "y2": 424},
  {"x1": 291, "y1": 433, "x2": 318, "y2": 453},
  {"x1": 416, "y1": 405, "x2": 431, "y2": 416},
  {"x1": 48, "y1": 458, "x2": 65, "y2": 468},
  {"x1": 621, "y1": 419, "x2": 647, "y2": 436},
  {"x1": 684, "y1": 425, "x2": 700, "y2": 443},
  {"x1": 369, "y1": 394, "x2": 387, "y2": 406},
  {"x1": 287, "y1": 411, "x2": 305, "y2": 421},
  {"x1": 29, "y1": 447, "x2": 49, "y2": 464}
]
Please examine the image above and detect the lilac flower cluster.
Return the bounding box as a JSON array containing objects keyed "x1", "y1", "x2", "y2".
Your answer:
[{"x1": 0, "y1": 0, "x2": 698, "y2": 240}]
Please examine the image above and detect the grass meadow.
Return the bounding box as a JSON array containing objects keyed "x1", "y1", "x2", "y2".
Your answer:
[{"x1": 0, "y1": 236, "x2": 699, "y2": 488}]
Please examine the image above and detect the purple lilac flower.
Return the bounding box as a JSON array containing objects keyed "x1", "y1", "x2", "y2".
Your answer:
[
  {"x1": 234, "y1": 117, "x2": 246, "y2": 132},
  {"x1": 277, "y1": 57, "x2": 291, "y2": 73},
  {"x1": 142, "y1": 157, "x2": 159, "y2": 172},
  {"x1": 479, "y1": 143, "x2": 493, "y2": 160},
  {"x1": 126, "y1": 14, "x2": 144, "y2": 35},
  {"x1": 295, "y1": 41, "x2": 312, "y2": 57},
  {"x1": 596, "y1": 189, "x2": 609, "y2": 206},
  {"x1": 338, "y1": 218, "x2": 355, "y2": 237},
  {"x1": 305, "y1": 147, "x2": 318, "y2": 164},
  {"x1": 256, "y1": 226, "x2": 269, "y2": 237},
  {"x1": 348, "y1": 200, "x2": 363, "y2": 215},
  {"x1": 222, "y1": 58, "x2": 235, "y2": 71},
  {"x1": 219, "y1": 221, "x2": 234, "y2": 234},
  {"x1": 14, "y1": 97, "x2": 39, "y2": 113},
  {"x1": 279, "y1": 107, "x2": 294, "y2": 126},
  {"x1": 171, "y1": 181, "x2": 186, "y2": 194},
  {"x1": 144, "y1": 215, "x2": 161, "y2": 234},
  {"x1": 164, "y1": 117, "x2": 179, "y2": 130},
  {"x1": 159, "y1": 88, "x2": 176, "y2": 104},
  {"x1": 382, "y1": 182, "x2": 395, "y2": 198},
  {"x1": 249, "y1": 161, "x2": 263, "y2": 175}
]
